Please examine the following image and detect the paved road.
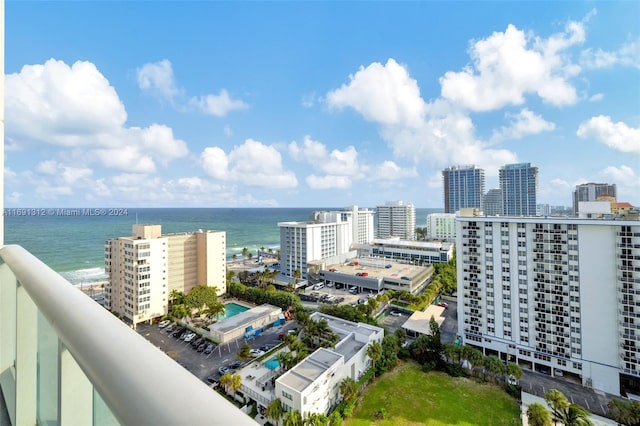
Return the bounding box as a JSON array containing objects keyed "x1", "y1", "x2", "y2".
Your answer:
[{"x1": 138, "y1": 320, "x2": 295, "y2": 383}]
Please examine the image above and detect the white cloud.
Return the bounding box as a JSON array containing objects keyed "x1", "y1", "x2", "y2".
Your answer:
[
  {"x1": 190, "y1": 90, "x2": 248, "y2": 117},
  {"x1": 136, "y1": 59, "x2": 180, "y2": 100},
  {"x1": 588, "y1": 93, "x2": 604, "y2": 102},
  {"x1": 224, "y1": 125, "x2": 233, "y2": 137},
  {"x1": 326, "y1": 59, "x2": 426, "y2": 127},
  {"x1": 600, "y1": 165, "x2": 640, "y2": 203},
  {"x1": 301, "y1": 92, "x2": 316, "y2": 108},
  {"x1": 6, "y1": 58, "x2": 189, "y2": 176},
  {"x1": 289, "y1": 135, "x2": 328, "y2": 164},
  {"x1": 6, "y1": 59, "x2": 127, "y2": 144},
  {"x1": 201, "y1": 147, "x2": 229, "y2": 180},
  {"x1": 491, "y1": 108, "x2": 555, "y2": 142},
  {"x1": 577, "y1": 115, "x2": 640, "y2": 154},
  {"x1": 581, "y1": 37, "x2": 640, "y2": 69},
  {"x1": 440, "y1": 21, "x2": 583, "y2": 111},
  {"x1": 306, "y1": 175, "x2": 352, "y2": 190},
  {"x1": 368, "y1": 161, "x2": 418, "y2": 181},
  {"x1": 201, "y1": 139, "x2": 298, "y2": 189}
]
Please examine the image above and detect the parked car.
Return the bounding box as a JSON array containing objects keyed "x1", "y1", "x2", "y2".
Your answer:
[
  {"x1": 229, "y1": 361, "x2": 242, "y2": 369},
  {"x1": 260, "y1": 345, "x2": 273, "y2": 352},
  {"x1": 172, "y1": 327, "x2": 185, "y2": 338},
  {"x1": 165, "y1": 324, "x2": 175, "y2": 333},
  {"x1": 250, "y1": 349, "x2": 265, "y2": 357},
  {"x1": 390, "y1": 311, "x2": 402, "y2": 317},
  {"x1": 218, "y1": 366, "x2": 230, "y2": 375},
  {"x1": 197, "y1": 343, "x2": 207, "y2": 352},
  {"x1": 348, "y1": 286, "x2": 358, "y2": 294},
  {"x1": 554, "y1": 369, "x2": 564, "y2": 377},
  {"x1": 204, "y1": 344, "x2": 215, "y2": 354},
  {"x1": 437, "y1": 302, "x2": 449, "y2": 309},
  {"x1": 191, "y1": 337, "x2": 204, "y2": 348},
  {"x1": 313, "y1": 283, "x2": 324, "y2": 290},
  {"x1": 158, "y1": 319, "x2": 171, "y2": 328},
  {"x1": 182, "y1": 332, "x2": 195, "y2": 341}
]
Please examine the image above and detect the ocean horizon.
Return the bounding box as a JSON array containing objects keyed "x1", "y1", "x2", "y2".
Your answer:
[{"x1": 4, "y1": 207, "x2": 442, "y2": 286}]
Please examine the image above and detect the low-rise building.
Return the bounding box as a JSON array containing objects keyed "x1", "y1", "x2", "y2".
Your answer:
[{"x1": 355, "y1": 237, "x2": 454, "y2": 265}]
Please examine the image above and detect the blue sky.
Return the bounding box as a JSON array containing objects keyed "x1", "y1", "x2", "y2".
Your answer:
[{"x1": 5, "y1": 1, "x2": 639, "y2": 208}]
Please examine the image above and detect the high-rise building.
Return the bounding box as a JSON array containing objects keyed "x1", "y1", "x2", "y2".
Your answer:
[
  {"x1": 426, "y1": 213, "x2": 457, "y2": 241},
  {"x1": 573, "y1": 182, "x2": 617, "y2": 215},
  {"x1": 278, "y1": 217, "x2": 352, "y2": 279},
  {"x1": 442, "y1": 165, "x2": 485, "y2": 214},
  {"x1": 105, "y1": 224, "x2": 226, "y2": 327},
  {"x1": 376, "y1": 200, "x2": 416, "y2": 240},
  {"x1": 338, "y1": 205, "x2": 375, "y2": 244},
  {"x1": 499, "y1": 163, "x2": 538, "y2": 216},
  {"x1": 456, "y1": 212, "x2": 639, "y2": 396},
  {"x1": 484, "y1": 188, "x2": 503, "y2": 216}
]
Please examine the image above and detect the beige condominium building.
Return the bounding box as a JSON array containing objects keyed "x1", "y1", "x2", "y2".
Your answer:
[{"x1": 104, "y1": 224, "x2": 226, "y2": 327}]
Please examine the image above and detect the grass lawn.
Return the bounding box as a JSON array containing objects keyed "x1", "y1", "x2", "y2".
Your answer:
[{"x1": 346, "y1": 361, "x2": 521, "y2": 426}]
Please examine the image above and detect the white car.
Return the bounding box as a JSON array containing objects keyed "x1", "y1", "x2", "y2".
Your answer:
[
  {"x1": 158, "y1": 320, "x2": 171, "y2": 328},
  {"x1": 250, "y1": 349, "x2": 265, "y2": 357},
  {"x1": 184, "y1": 333, "x2": 196, "y2": 342},
  {"x1": 390, "y1": 311, "x2": 402, "y2": 317}
]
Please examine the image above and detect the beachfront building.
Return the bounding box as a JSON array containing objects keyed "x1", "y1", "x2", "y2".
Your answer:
[
  {"x1": 499, "y1": 162, "x2": 538, "y2": 216},
  {"x1": 573, "y1": 182, "x2": 617, "y2": 216},
  {"x1": 456, "y1": 209, "x2": 640, "y2": 396},
  {"x1": 442, "y1": 165, "x2": 485, "y2": 214},
  {"x1": 311, "y1": 205, "x2": 375, "y2": 245},
  {"x1": 104, "y1": 224, "x2": 226, "y2": 327},
  {"x1": 274, "y1": 313, "x2": 384, "y2": 417},
  {"x1": 376, "y1": 200, "x2": 416, "y2": 240},
  {"x1": 356, "y1": 237, "x2": 454, "y2": 265},
  {"x1": 426, "y1": 213, "x2": 457, "y2": 241}
]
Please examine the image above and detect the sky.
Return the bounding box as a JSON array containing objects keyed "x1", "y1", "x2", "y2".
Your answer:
[{"x1": 4, "y1": 1, "x2": 640, "y2": 209}]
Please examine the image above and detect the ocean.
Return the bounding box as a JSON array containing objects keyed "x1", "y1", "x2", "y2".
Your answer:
[{"x1": 4, "y1": 207, "x2": 441, "y2": 286}]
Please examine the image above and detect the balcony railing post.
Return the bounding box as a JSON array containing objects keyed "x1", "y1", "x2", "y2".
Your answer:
[
  {"x1": 16, "y1": 284, "x2": 37, "y2": 426},
  {"x1": 60, "y1": 343, "x2": 93, "y2": 425}
]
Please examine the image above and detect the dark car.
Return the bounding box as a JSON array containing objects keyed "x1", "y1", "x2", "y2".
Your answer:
[
  {"x1": 204, "y1": 344, "x2": 215, "y2": 354},
  {"x1": 197, "y1": 343, "x2": 207, "y2": 352},
  {"x1": 191, "y1": 337, "x2": 204, "y2": 348},
  {"x1": 206, "y1": 375, "x2": 217, "y2": 384},
  {"x1": 229, "y1": 361, "x2": 241, "y2": 369},
  {"x1": 172, "y1": 327, "x2": 185, "y2": 338},
  {"x1": 260, "y1": 345, "x2": 272, "y2": 352}
]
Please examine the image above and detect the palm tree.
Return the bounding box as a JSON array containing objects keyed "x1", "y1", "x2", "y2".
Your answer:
[
  {"x1": 204, "y1": 301, "x2": 225, "y2": 322},
  {"x1": 283, "y1": 410, "x2": 303, "y2": 426},
  {"x1": 220, "y1": 372, "x2": 242, "y2": 396},
  {"x1": 506, "y1": 362, "x2": 522, "y2": 383},
  {"x1": 560, "y1": 404, "x2": 593, "y2": 426},
  {"x1": 545, "y1": 389, "x2": 570, "y2": 425},
  {"x1": 464, "y1": 346, "x2": 484, "y2": 376},
  {"x1": 238, "y1": 342, "x2": 252, "y2": 362},
  {"x1": 483, "y1": 355, "x2": 505, "y2": 382},
  {"x1": 171, "y1": 303, "x2": 188, "y2": 319},
  {"x1": 304, "y1": 412, "x2": 329, "y2": 425},
  {"x1": 266, "y1": 398, "x2": 285, "y2": 426},
  {"x1": 366, "y1": 341, "x2": 383, "y2": 376},
  {"x1": 339, "y1": 377, "x2": 358, "y2": 403},
  {"x1": 293, "y1": 269, "x2": 301, "y2": 287},
  {"x1": 232, "y1": 253, "x2": 238, "y2": 261},
  {"x1": 527, "y1": 402, "x2": 552, "y2": 426},
  {"x1": 242, "y1": 247, "x2": 249, "y2": 258},
  {"x1": 169, "y1": 289, "x2": 184, "y2": 305},
  {"x1": 327, "y1": 411, "x2": 343, "y2": 426}
]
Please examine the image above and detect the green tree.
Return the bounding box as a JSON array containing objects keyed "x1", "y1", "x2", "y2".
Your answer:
[
  {"x1": 483, "y1": 355, "x2": 505, "y2": 383},
  {"x1": 238, "y1": 342, "x2": 252, "y2": 362},
  {"x1": 266, "y1": 398, "x2": 285, "y2": 426},
  {"x1": 184, "y1": 285, "x2": 219, "y2": 316},
  {"x1": 304, "y1": 412, "x2": 329, "y2": 426},
  {"x1": 327, "y1": 410, "x2": 343, "y2": 426},
  {"x1": 608, "y1": 398, "x2": 640, "y2": 426},
  {"x1": 203, "y1": 301, "x2": 225, "y2": 321},
  {"x1": 507, "y1": 362, "x2": 522, "y2": 382},
  {"x1": 220, "y1": 372, "x2": 242, "y2": 395},
  {"x1": 560, "y1": 404, "x2": 593, "y2": 426},
  {"x1": 545, "y1": 389, "x2": 570, "y2": 425},
  {"x1": 171, "y1": 303, "x2": 188, "y2": 319},
  {"x1": 463, "y1": 346, "x2": 484, "y2": 376},
  {"x1": 339, "y1": 377, "x2": 358, "y2": 403},
  {"x1": 284, "y1": 410, "x2": 303, "y2": 426},
  {"x1": 169, "y1": 289, "x2": 184, "y2": 305},
  {"x1": 527, "y1": 402, "x2": 552, "y2": 426},
  {"x1": 394, "y1": 328, "x2": 407, "y2": 347},
  {"x1": 242, "y1": 247, "x2": 249, "y2": 258},
  {"x1": 293, "y1": 269, "x2": 301, "y2": 287},
  {"x1": 366, "y1": 341, "x2": 383, "y2": 376}
]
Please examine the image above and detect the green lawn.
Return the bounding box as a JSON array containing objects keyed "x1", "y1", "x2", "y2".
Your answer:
[{"x1": 346, "y1": 361, "x2": 521, "y2": 426}]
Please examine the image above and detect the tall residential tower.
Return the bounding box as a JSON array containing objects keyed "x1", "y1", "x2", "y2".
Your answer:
[
  {"x1": 573, "y1": 182, "x2": 617, "y2": 215},
  {"x1": 499, "y1": 162, "x2": 538, "y2": 216},
  {"x1": 376, "y1": 200, "x2": 416, "y2": 240},
  {"x1": 442, "y1": 165, "x2": 485, "y2": 214}
]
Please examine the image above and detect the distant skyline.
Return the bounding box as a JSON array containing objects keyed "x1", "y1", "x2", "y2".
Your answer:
[{"x1": 5, "y1": 2, "x2": 639, "y2": 208}]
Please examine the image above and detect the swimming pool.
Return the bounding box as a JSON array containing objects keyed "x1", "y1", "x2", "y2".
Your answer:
[
  {"x1": 264, "y1": 356, "x2": 280, "y2": 370},
  {"x1": 219, "y1": 302, "x2": 249, "y2": 320}
]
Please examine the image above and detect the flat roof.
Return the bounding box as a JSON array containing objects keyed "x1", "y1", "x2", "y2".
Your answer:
[
  {"x1": 278, "y1": 348, "x2": 342, "y2": 393},
  {"x1": 324, "y1": 258, "x2": 428, "y2": 281},
  {"x1": 402, "y1": 305, "x2": 446, "y2": 335},
  {"x1": 209, "y1": 304, "x2": 281, "y2": 334}
]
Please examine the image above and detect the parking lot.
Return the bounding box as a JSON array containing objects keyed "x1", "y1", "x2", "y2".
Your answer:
[{"x1": 137, "y1": 320, "x2": 295, "y2": 384}]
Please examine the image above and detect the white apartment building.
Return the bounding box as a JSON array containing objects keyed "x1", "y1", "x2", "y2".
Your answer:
[
  {"x1": 376, "y1": 200, "x2": 416, "y2": 240},
  {"x1": 279, "y1": 212, "x2": 357, "y2": 279},
  {"x1": 105, "y1": 224, "x2": 226, "y2": 327},
  {"x1": 456, "y1": 212, "x2": 640, "y2": 396},
  {"x1": 356, "y1": 237, "x2": 454, "y2": 265},
  {"x1": 275, "y1": 313, "x2": 384, "y2": 417},
  {"x1": 426, "y1": 213, "x2": 457, "y2": 241}
]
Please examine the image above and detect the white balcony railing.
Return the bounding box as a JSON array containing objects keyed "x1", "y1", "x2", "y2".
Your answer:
[{"x1": 0, "y1": 245, "x2": 257, "y2": 426}]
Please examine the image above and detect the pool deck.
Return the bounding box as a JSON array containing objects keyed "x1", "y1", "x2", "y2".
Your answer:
[{"x1": 237, "y1": 351, "x2": 285, "y2": 408}]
